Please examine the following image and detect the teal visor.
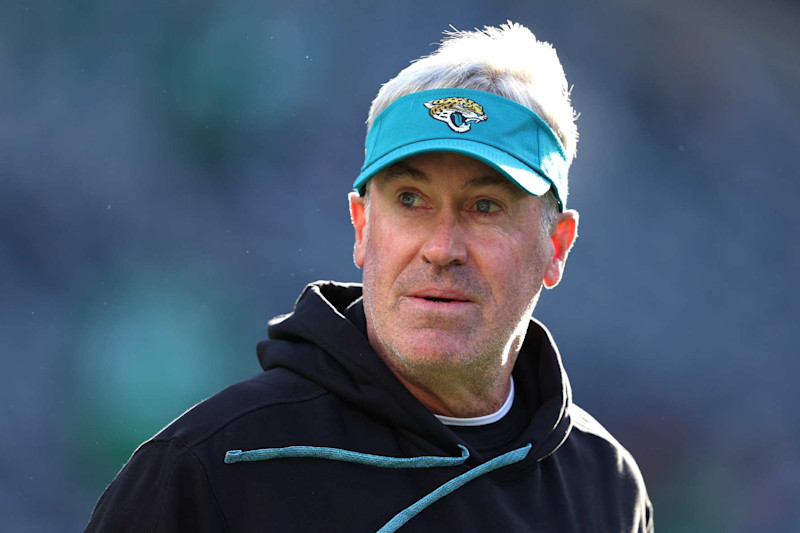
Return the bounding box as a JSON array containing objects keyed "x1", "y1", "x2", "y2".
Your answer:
[{"x1": 353, "y1": 88, "x2": 568, "y2": 210}]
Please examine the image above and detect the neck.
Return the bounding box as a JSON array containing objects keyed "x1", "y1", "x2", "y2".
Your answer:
[
  {"x1": 380, "y1": 350, "x2": 517, "y2": 417},
  {"x1": 400, "y1": 373, "x2": 513, "y2": 418}
]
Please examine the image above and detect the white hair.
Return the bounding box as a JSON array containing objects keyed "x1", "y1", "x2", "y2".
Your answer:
[
  {"x1": 366, "y1": 22, "x2": 576, "y2": 234},
  {"x1": 368, "y1": 22, "x2": 578, "y2": 164}
]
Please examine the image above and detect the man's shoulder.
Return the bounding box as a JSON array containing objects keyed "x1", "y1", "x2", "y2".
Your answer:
[
  {"x1": 568, "y1": 404, "x2": 640, "y2": 462},
  {"x1": 566, "y1": 403, "x2": 649, "y2": 491},
  {"x1": 569, "y1": 404, "x2": 627, "y2": 451},
  {"x1": 151, "y1": 368, "x2": 328, "y2": 449},
  {"x1": 87, "y1": 368, "x2": 333, "y2": 532},
  {"x1": 560, "y1": 404, "x2": 653, "y2": 529}
]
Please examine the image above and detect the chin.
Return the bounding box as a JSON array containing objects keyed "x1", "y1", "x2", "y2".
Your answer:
[{"x1": 387, "y1": 332, "x2": 484, "y2": 370}]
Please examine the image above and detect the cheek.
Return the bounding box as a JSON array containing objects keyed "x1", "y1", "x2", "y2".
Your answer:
[
  {"x1": 361, "y1": 220, "x2": 411, "y2": 294},
  {"x1": 483, "y1": 234, "x2": 549, "y2": 292},
  {"x1": 368, "y1": 214, "x2": 419, "y2": 262}
]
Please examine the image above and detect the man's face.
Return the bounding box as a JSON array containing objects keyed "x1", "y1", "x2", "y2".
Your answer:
[{"x1": 349, "y1": 152, "x2": 574, "y2": 379}]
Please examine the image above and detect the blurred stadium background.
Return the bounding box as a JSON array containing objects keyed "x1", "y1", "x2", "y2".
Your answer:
[{"x1": 1, "y1": 0, "x2": 798, "y2": 531}]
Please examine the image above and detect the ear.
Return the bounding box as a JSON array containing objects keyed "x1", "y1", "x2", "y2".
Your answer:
[
  {"x1": 543, "y1": 209, "x2": 579, "y2": 289},
  {"x1": 349, "y1": 192, "x2": 367, "y2": 268}
]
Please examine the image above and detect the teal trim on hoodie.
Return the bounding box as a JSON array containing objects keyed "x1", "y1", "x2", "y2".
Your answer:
[
  {"x1": 225, "y1": 444, "x2": 469, "y2": 468},
  {"x1": 224, "y1": 442, "x2": 532, "y2": 533}
]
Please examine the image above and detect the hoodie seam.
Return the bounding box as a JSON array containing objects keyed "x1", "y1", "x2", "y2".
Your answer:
[
  {"x1": 146, "y1": 440, "x2": 232, "y2": 533},
  {"x1": 181, "y1": 440, "x2": 233, "y2": 532},
  {"x1": 149, "y1": 442, "x2": 183, "y2": 533},
  {"x1": 155, "y1": 389, "x2": 330, "y2": 449}
]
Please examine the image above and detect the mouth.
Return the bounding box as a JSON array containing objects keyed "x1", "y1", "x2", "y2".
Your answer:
[{"x1": 408, "y1": 288, "x2": 474, "y2": 305}]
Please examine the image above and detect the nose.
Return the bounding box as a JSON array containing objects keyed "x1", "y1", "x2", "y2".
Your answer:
[{"x1": 420, "y1": 210, "x2": 467, "y2": 267}]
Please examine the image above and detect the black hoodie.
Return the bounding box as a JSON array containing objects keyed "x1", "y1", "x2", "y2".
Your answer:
[{"x1": 86, "y1": 281, "x2": 653, "y2": 532}]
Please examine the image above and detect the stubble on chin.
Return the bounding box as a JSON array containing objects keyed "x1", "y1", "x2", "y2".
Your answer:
[{"x1": 364, "y1": 295, "x2": 513, "y2": 397}]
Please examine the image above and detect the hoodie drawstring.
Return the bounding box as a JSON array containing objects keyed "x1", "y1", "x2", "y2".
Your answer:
[
  {"x1": 225, "y1": 444, "x2": 469, "y2": 468},
  {"x1": 225, "y1": 443, "x2": 532, "y2": 532}
]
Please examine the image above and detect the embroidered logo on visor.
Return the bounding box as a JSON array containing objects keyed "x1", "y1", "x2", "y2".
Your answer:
[{"x1": 423, "y1": 97, "x2": 487, "y2": 133}]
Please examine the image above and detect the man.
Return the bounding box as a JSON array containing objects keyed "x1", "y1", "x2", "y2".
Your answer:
[{"x1": 87, "y1": 22, "x2": 653, "y2": 532}]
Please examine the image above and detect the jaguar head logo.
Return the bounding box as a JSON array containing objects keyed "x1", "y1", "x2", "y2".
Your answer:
[{"x1": 423, "y1": 97, "x2": 488, "y2": 133}]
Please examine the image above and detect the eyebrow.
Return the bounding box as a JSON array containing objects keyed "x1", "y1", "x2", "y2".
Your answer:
[
  {"x1": 382, "y1": 162, "x2": 522, "y2": 196},
  {"x1": 465, "y1": 174, "x2": 516, "y2": 191},
  {"x1": 465, "y1": 173, "x2": 527, "y2": 198},
  {"x1": 382, "y1": 162, "x2": 430, "y2": 183}
]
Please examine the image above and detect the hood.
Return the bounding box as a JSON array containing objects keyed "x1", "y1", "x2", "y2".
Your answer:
[{"x1": 257, "y1": 280, "x2": 573, "y2": 465}]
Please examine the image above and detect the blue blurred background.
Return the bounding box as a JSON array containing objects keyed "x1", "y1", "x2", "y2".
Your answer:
[{"x1": 2, "y1": 1, "x2": 798, "y2": 531}]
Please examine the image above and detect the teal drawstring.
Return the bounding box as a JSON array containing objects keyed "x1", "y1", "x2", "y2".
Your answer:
[
  {"x1": 225, "y1": 444, "x2": 469, "y2": 468},
  {"x1": 224, "y1": 442, "x2": 532, "y2": 532},
  {"x1": 377, "y1": 443, "x2": 532, "y2": 533}
]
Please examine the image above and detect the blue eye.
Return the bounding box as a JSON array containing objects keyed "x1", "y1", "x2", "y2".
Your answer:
[
  {"x1": 475, "y1": 199, "x2": 500, "y2": 213},
  {"x1": 399, "y1": 192, "x2": 421, "y2": 207}
]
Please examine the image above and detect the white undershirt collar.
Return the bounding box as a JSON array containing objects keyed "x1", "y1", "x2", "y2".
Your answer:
[{"x1": 435, "y1": 377, "x2": 515, "y2": 427}]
